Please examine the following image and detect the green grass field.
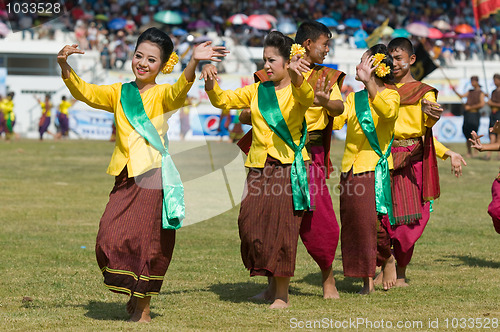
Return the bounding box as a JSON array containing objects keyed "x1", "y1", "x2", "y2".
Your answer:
[{"x1": 1, "y1": 139, "x2": 500, "y2": 331}]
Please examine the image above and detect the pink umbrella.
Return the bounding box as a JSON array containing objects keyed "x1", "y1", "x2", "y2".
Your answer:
[
  {"x1": 428, "y1": 27, "x2": 443, "y2": 39},
  {"x1": 259, "y1": 14, "x2": 278, "y2": 24},
  {"x1": 443, "y1": 31, "x2": 457, "y2": 38},
  {"x1": 406, "y1": 22, "x2": 429, "y2": 37},
  {"x1": 247, "y1": 14, "x2": 272, "y2": 30},
  {"x1": 228, "y1": 14, "x2": 248, "y2": 25}
]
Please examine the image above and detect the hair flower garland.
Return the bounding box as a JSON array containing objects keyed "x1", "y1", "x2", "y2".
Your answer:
[
  {"x1": 375, "y1": 62, "x2": 391, "y2": 78},
  {"x1": 372, "y1": 53, "x2": 390, "y2": 78},
  {"x1": 161, "y1": 52, "x2": 179, "y2": 74},
  {"x1": 372, "y1": 53, "x2": 386, "y2": 66},
  {"x1": 290, "y1": 44, "x2": 306, "y2": 59}
]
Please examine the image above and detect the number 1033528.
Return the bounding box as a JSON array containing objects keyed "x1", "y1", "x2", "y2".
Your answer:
[{"x1": 6, "y1": 1, "x2": 62, "y2": 15}]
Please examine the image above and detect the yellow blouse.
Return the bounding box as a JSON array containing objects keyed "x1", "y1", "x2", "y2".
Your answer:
[
  {"x1": 63, "y1": 69, "x2": 193, "y2": 176},
  {"x1": 59, "y1": 100, "x2": 72, "y2": 115},
  {"x1": 1, "y1": 99, "x2": 14, "y2": 121},
  {"x1": 333, "y1": 88, "x2": 399, "y2": 174},
  {"x1": 207, "y1": 79, "x2": 314, "y2": 168},
  {"x1": 40, "y1": 101, "x2": 51, "y2": 117},
  {"x1": 303, "y1": 69, "x2": 343, "y2": 131},
  {"x1": 394, "y1": 83, "x2": 437, "y2": 139}
]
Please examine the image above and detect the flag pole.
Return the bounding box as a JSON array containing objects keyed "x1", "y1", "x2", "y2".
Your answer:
[{"x1": 472, "y1": 0, "x2": 490, "y2": 96}]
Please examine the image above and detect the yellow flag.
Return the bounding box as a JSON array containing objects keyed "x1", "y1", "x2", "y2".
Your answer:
[{"x1": 365, "y1": 18, "x2": 389, "y2": 48}]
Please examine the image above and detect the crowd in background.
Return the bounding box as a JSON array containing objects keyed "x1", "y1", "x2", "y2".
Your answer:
[{"x1": 1, "y1": 0, "x2": 500, "y2": 71}]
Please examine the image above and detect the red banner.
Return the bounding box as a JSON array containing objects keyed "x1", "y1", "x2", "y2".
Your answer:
[{"x1": 473, "y1": 0, "x2": 500, "y2": 27}]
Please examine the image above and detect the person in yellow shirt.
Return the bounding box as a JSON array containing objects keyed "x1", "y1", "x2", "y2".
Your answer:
[
  {"x1": 36, "y1": 94, "x2": 53, "y2": 140},
  {"x1": 248, "y1": 21, "x2": 346, "y2": 300},
  {"x1": 2, "y1": 92, "x2": 15, "y2": 141},
  {"x1": 202, "y1": 31, "x2": 314, "y2": 309},
  {"x1": 332, "y1": 44, "x2": 399, "y2": 295},
  {"x1": 374, "y1": 37, "x2": 444, "y2": 289},
  {"x1": 58, "y1": 27, "x2": 227, "y2": 323},
  {"x1": 56, "y1": 96, "x2": 75, "y2": 139}
]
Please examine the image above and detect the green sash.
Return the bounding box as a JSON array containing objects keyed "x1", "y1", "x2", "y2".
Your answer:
[
  {"x1": 6, "y1": 115, "x2": 12, "y2": 132},
  {"x1": 354, "y1": 89, "x2": 395, "y2": 225},
  {"x1": 257, "y1": 81, "x2": 310, "y2": 211},
  {"x1": 120, "y1": 82, "x2": 184, "y2": 230}
]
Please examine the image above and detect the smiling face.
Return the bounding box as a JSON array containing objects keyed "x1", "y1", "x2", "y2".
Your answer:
[
  {"x1": 306, "y1": 34, "x2": 330, "y2": 64},
  {"x1": 389, "y1": 47, "x2": 415, "y2": 80},
  {"x1": 263, "y1": 46, "x2": 288, "y2": 82},
  {"x1": 131, "y1": 40, "x2": 164, "y2": 84}
]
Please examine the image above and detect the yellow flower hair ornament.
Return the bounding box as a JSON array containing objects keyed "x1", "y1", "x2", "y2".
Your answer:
[
  {"x1": 161, "y1": 52, "x2": 179, "y2": 74},
  {"x1": 372, "y1": 53, "x2": 386, "y2": 66},
  {"x1": 375, "y1": 62, "x2": 391, "y2": 78},
  {"x1": 290, "y1": 44, "x2": 306, "y2": 59}
]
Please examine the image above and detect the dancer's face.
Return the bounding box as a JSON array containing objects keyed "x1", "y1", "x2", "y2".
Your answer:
[
  {"x1": 263, "y1": 46, "x2": 288, "y2": 82},
  {"x1": 306, "y1": 34, "x2": 330, "y2": 64},
  {"x1": 389, "y1": 47, "x2": 415, "y2": 80},
  {"x1": 355, "y1": 51, "x2": 369, "y2": 81},
  {"x1": 132, "y1": 41, "x2": 163, "y2": 83}
]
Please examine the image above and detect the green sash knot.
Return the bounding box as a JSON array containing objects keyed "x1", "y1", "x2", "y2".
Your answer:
[
  {"x1": 121, "y1": 82, "x2": 184, "y2": 230},
  {"x1": 257, "y1": 81, "x2": 310, "y2": 211},
  {"x1": 354, "y1": 89, "x2": 395, "y2": 225}
]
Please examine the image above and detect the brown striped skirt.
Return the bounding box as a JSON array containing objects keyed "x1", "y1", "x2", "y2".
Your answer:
[
  {"x1": 339, "y1": 170, "x2": 390, "y2": 278},
  {"x1": 95, "y1": 167, "x2": 175, "y2": 298},
  {"x1": 238, "y1": 156, "x2": 304, "y2": 277}
]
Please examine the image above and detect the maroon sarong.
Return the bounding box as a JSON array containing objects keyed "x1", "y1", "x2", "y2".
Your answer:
[
  {"x1": 238, "y1": 157, "x2": 303, "y2": 277},
  {"x1": 96, "y1": 167, "x2": 175, "y2": 298},
  {"x1": 488, "y1": 178, "x2": 500, "y2": 234},
  {"x1": 340, "y1": 171, "x2": 390, "y2": 278},
  {"x1": 58, "y1": 113, "x2": 69, "y2": 136},
  {"x1": 300, "y1": 145, "x2": 339, "y2": 270}
]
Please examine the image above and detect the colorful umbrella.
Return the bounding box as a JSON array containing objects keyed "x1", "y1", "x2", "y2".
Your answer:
[
  {"x1": 432, "y1": 20, "x2": 451, "y2": 31},
  {"x1": 455, "y1": 24, "x2": 474, "y2": 34},
  {"x1": 344, "y1": 18, "x2": 362, "y2": 28},
  {"x1": 172, "y1": 28, "x2": 188, "y2": 36},
  {"x1": 227, "y1": 14, "x2": 248, "y2": 25},
  {"x1": 108, "y1": 18, "x2": 126, "y2": 30},
  {"x1": 354, "y1": 29, "x2": 368, "y2": 48},
  {"x1": 246, "y1": 14, "x2": 272, "y2": 30},
  {"x1": 316, "y1": 17, "x2": 338, "y2": 27},
  {"x1": 187, "y1": 20, "x2": 212, "y2": 30},
  {"x1": 392, "y1": 28, "x2": 411, "y2": 38},
  {"x1": 154, "y1": 10, "x2": 183, "y2": 25},
  {"x1": 406, "y1": 22, "x2": 429, "y2": 37},
  {"x1": 259, "y1": 14, "x2": 278, "y2": 24},
  {"x1": 428, "y1": 27, "x2": 444, "y2": 39},
  {"x1": 458, "y1": 33, "x2": 476, "y2": 39}
]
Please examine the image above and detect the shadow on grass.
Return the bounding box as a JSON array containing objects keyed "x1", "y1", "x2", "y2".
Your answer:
[
  {"x1": 83, "y1": 300, "x2": 160, "y2": 321},
  {"x1": 295, "y1": 271, "x2": 362, "y2": 294},
  {"x1": 447, "y1": 255, "x2": 500, "y2": 269},
  {"x1": 208, "y1": 282, "x2": 268, "y2": 303}
]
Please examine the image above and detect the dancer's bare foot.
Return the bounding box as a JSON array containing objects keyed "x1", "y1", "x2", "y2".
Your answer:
[
  {"x1": 321, "y1": 266, "x2": 340, "y2": 299},
  {"x1": 359, "y1": 277, "x2": 374, "y2": 295},
  {"x1": 395, "y1": 265, "x2": 409, "y2": 287},
  {"x1": 249, "y1": 288, "x2": 274, "y2": 302},
  {"x1": 126, "y1": 296, "x2": 137, "y2": 316},
  {"x1": 249, "y1": 277, "x2": 275, "y2": 302},
  {"x1": 269, "y1": 298, "x2": 289, "y2": 309},
  {"x1": 128, "y1": 297, "x2": 151, "y2": 323},
  {"x1": 382, "y1": 255, "x2": 397, "y2": 290}
]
